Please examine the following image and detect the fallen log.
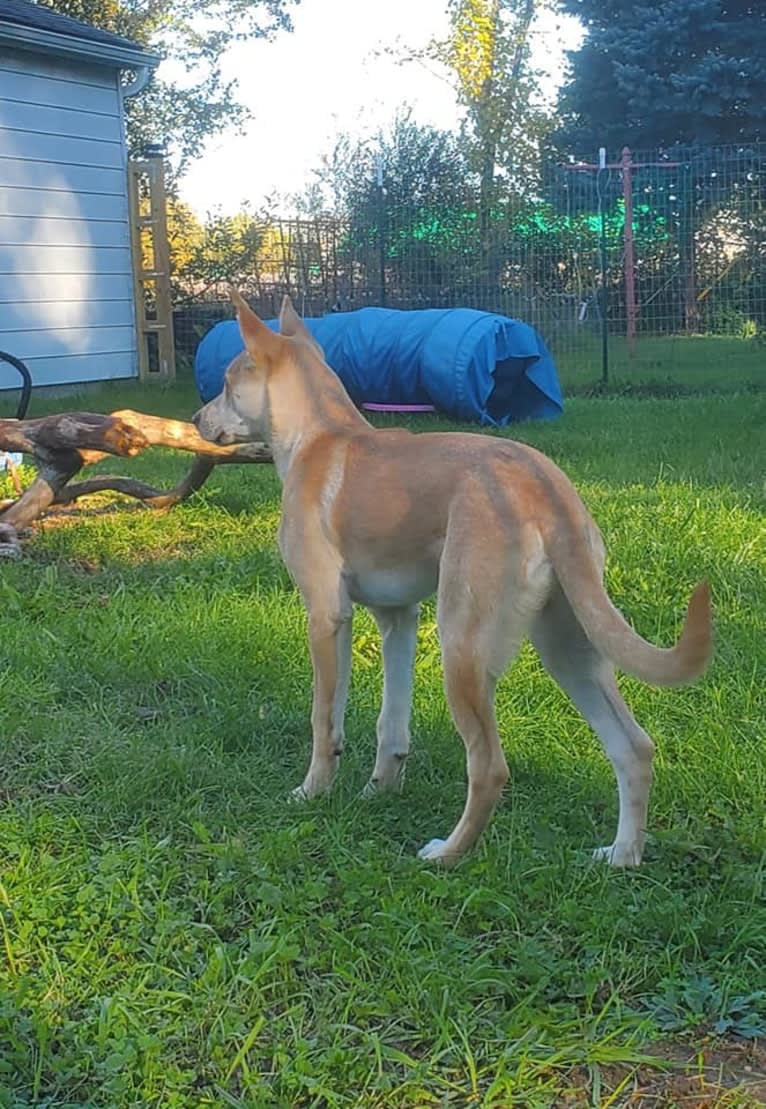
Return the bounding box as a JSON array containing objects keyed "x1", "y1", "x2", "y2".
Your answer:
[
  {"x1": 0, "y1": 408, "x2": 274, "y2": 538},
  {"x1": 109, "y1": 410, "x2": 272, "y2": 463},
  {"x1": 2, "y1": 451, "x2": 83, "y2": 530},
  {"x1": 0, "y1": 412, "x2": 148, "y2": 458},
  {"x1": 0, "y1": 413, "x2": 149, "y2": 531}
]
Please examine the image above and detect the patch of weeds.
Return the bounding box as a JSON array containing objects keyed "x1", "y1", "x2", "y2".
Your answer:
[{"x1": 644, "y1": 976, "x2": 766, "y2": 1038}]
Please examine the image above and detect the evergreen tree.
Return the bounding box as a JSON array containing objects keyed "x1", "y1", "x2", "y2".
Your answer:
[
  {"x1": 552, "y1": 0, "x2": 766, "y2": 332},
  {"x1": 555, "y1": 0, "x2": 766, "y2": 152}
]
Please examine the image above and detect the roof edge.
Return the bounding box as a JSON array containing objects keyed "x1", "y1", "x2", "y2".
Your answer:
[{"x1": 0, "y1": 20, "x2": 161, "y2": 69}]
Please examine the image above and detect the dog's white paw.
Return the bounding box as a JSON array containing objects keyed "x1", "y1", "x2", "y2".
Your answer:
[
  {"x1": 417, "y1": 838, "x2": 449, "y2": 861},
  {"x1": 288, "y1": 785, "x2": 309, "y2": 804},
  {"x1": 592, "y1": 842, "x2": 642, "y2": 868},
  {"x1": 361, "y1": 756, "x2": 407, "y2": 799},
  {"x1": 290, "y1": 765, "x2": 337, "y2": 803}
]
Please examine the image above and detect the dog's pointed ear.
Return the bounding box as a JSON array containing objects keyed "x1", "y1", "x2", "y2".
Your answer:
[
  {"x1": 229, "y1": 287, "x2": 281, "y2": 362},
  {"x1": 279, "y1": 295, "x2": 325, "y2": 358}
]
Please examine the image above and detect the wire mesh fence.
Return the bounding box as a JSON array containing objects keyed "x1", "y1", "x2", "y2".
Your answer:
[{"x1": 174, "y1": 142, "x2": 766, "y2": 394}]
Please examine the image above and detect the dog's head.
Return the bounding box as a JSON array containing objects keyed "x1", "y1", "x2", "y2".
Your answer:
[{"x1": 194, "y1": 289, "x2": 322, "y2": 445}]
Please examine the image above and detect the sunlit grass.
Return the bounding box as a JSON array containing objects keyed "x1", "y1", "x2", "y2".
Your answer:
[{"x1": 1, "y1": 387, "x2": 764, "y2": 1105}]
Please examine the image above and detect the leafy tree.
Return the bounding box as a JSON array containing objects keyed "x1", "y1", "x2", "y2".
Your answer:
[
  {"x1": 169, "y1": 206, "x2": 280, "y2": 302},
  {"x1": 170, "y1": 204, "x2": 294, "y2": 356},
  {"x1": 40, "y1": 0, "x2": 298, "y2": 175},
  {"x1": 442, "y1": 0, "x2": 546, "y2": 221},
  {"x1": 394, "y1": 1, "x2": 552, "y2": 226},
  {"x1": 299, "y1": 111, "x2": 474, "y2": 220},
  {"x1": 293, "y1": 111, "x2": 478, "y2": 307},
  {"x1": 165, "y1": 197, "x2": 204, "y2": 275}
]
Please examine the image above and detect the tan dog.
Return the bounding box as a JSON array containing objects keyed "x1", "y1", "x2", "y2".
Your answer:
[{"x1": 195, "y1": 290, "x2": 712, "y2": 867}]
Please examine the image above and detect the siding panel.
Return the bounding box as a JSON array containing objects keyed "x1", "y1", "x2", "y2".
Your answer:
[
  {"x1": 4, "y1": 324, "x2": 136, "y2": 360},
  {"x1": 0, "y1": 215, "x2": 130, "y2": 248},
  {"x1": 0, "y1": 47, "x2": 115, "y2": 88},
  {"x1": 0, "y1": 127, "x2": 124, "y2": 169},
  {"x1": 0, "y1": 244, "x2": 132, "y2": 274},
  {"x1": 0, "y1": 67, "x2": 121, "y2": 112},
  {"x1": 0, "y1": 350, "x2": 136, "y2": 389},
  {"x1": 0, "y1": 156, "x2": 125, "y2": 193},
  {"x1": 0, "y1": 272, "x2": 133, "y2": 301},
  {"x1": 0, "y1": 186, "x2": 128, "y2": 221},
  {"x1": 0, "y1": 99, "x2": 123, "y2": 142},
  {"x1": 1, "y1": 298, "x2": 134, "y2": 330},
  {"x1": 0, "y1": 52, "x2": 137, "y2": 387}
]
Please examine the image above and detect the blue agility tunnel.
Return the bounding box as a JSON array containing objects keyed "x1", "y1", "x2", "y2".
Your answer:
[{"x1": 194, "y1": 307, "x2": 563, "y2": 426}]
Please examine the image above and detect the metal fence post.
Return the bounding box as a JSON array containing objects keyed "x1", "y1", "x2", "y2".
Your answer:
[
  {"x1": 597, "y1": 147, "x2": 610, "y2": 385},
  {"x1": 622, "y1": 146, "x2": 637, "y2": 351},
  {"x1": 376, "y1": 153, "x2": 387, "y2": 307}
]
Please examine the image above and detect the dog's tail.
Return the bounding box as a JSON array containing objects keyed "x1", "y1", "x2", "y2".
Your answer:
[{"x1": 549, "y1": 531, "x2": 712, "y2": 687}]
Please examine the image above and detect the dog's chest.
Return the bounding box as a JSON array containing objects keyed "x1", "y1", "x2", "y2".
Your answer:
[{"x1": 343, "y1": 562, "x2": 438, "y2": 607}]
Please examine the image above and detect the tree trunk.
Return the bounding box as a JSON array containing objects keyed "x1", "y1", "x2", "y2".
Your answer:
[
  {"x1": 477, "y1": 0, "x2": 502, "y2": 245},
  {"x1": 476, "y1": 0, "x2": 537, "y2": 267}
]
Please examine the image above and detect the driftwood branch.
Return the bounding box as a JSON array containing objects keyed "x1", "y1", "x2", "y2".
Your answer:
[
  {"x1": 54, "y1": 456, "x2": 216, "y2": 510},
  {"x1": 0, "y1": 413, "x2": 148, "y2": 458},
  {"x1": 109, "y1": 409, "x2": 272, "y2": 463},
  {"x1": 1, "y1": 452, "x2": 83, "y2": 529},
  {"x1": 0, "y1": 408, "x2": 274, "y2": 539}
]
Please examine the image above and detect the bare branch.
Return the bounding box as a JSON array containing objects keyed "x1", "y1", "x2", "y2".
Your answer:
[
  {"x1": 54, "y1": 457, "x2": 216, "y2": 510},
  {"x1": 0, "y1": 413, "x2": 148, "y2": 458},
  {"x1": 109, "y1": 410, "x2": 273, "y2": 462}
]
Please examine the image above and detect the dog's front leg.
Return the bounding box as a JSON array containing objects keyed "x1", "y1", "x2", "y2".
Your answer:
[{"x1": 291, "y1": 610, "x2": 353, "y2": 801}]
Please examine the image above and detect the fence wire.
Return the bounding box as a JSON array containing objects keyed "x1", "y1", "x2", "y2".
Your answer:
[{"x1": 174, "y1": 143, "x2": 766, "y2": 393}]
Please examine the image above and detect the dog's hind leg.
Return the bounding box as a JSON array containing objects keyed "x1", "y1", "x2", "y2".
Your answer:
[
  {"x1": 417, "y1": 653, "x2": 511, "y2": 864},
  {"x1": 530, "y1": 585, "x2": 656, "y2": 867},
  {"x1": 363, "y1": 603, "x2": 420, "y2": 795},
  {"x1": 417, "y1": 539, "x2": 535, "y2": 865}
]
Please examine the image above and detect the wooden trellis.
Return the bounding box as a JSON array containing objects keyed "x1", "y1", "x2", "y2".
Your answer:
[{"x1": 128, "y1": 155, "x2": 176, "y2": 382}]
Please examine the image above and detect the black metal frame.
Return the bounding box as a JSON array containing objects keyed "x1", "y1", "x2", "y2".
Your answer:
[{"x1": 0, "y1": 351, "x2": 32, "y2": 420}]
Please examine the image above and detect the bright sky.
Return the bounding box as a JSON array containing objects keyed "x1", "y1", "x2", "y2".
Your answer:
[{"x1": 176, "y1": 0, "x2": 582, "y2": 218}]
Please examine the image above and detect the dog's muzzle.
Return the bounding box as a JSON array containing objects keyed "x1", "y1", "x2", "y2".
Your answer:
[{"x1": 192, "y1": 406, "x2": 223, "y2": 443}]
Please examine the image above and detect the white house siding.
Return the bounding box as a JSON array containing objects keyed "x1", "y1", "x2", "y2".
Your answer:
[{"x1": 0, "y1": 46, "x2": 137, "y2": 390}]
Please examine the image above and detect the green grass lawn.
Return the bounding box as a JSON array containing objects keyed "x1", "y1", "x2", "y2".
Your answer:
[
  {"x1": 554, "y1": 333, "x2": 765, "y2": 394},
  {"x1": 1, "y1": 382, "x2": 765, "y2": 1106}
]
